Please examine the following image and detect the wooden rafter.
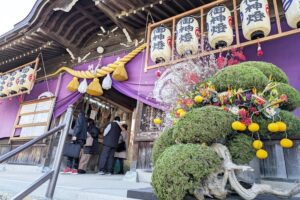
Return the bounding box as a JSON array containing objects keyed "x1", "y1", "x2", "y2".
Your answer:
[
  {"x1": 76, "y1": 4, "x2": 107, "y2": 28},
  {"x1": 93, "y1": 0, "x2": 135, "y2": 35},
  {"x1": 173, "y1": 0, "x2": 187, "y2": 11},
  {"x1": 37, "y1": 28, "x2": 78, "y2": 54}
]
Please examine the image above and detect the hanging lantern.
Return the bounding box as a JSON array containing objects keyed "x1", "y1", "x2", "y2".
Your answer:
[
  {"x1": 18, "y1": 66, "x2": 35, "y2": 92},
  {"x1": 282, "y1": 0, "x2": 300, "y2": 29},
  {"x1": 150, "y1": 26, "x2": 172, "y2": 64},
  {"x1": 7, "y1": 70, "x2": 21, "y2": 95},
  {"x1": 240, "y1": 0, "x2": 271, "y2": 40},
  {"x1": 176, "y1": 16, "x2": 200, "y2": 56},
  {"x1": 0, "y1": 75, "x2": 9, "y2": 97},
  {"x1": 207, "y1": 5, "x2": 233, "y2": 49}
]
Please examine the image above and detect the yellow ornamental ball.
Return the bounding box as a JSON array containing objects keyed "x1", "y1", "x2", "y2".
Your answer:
[
  {"x1": 176, "y1": 108, "x2": 185, "y2": 115},
  {"x1": 256, "y1": 149, "x2": 268, "y2": 159},
  {"x1": 276, "y1": 121, "x2": 287, "y2": 132},
  {"x1": 268, "y1": 123, "x2": 279, "y2": 133},
  {"x1": 280, "y1": 138, "x2": 293, "y2": 148},
  {"x1": 194, "y1": 95, "x2": 204, "y2": 103},
  {"x1": 248, "y1": 123, "x2": 260, "y2": 132},
  {"x1": 232, "y1": 121, "x2": 241, "y2": 131},
  {"x1": 179, "y1": 111, "x2": 186, "y2": 118},
  {"x1": 153, "y1": 118, "x2": 161, "y2": 125},
  {"x1": 239, "y1": 123, "x2": 247, "y2": 131},
  {"x1": 252, "y1": 140, "x2": 263, "y2": 150}
]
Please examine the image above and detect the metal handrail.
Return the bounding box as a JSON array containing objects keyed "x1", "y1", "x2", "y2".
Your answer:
[
  {"x1": 0, "y1": 106, "x2": 73, "y2": 200},
  {"x1": 0, "y1": 125, "x2": 65, "y2": 163}
]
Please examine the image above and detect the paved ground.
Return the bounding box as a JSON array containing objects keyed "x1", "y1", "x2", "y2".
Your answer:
[
  {"x1": 0, "y1": 164, "x2": 150, "y2": 200},
  {"x1": 0, "y1": 165, "x2": 299, "y2": 200}
]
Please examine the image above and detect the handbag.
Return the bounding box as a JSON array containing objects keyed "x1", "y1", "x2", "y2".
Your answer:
[
  {"x1": 85, "y1": 133, "x2": 93, "y2": 147},
  {"x1": 63, "y1": 142, "x2": 81, "y2": 158},
  {"x1": 116, "y1": 141, "x2": 126, "y2": 152}
]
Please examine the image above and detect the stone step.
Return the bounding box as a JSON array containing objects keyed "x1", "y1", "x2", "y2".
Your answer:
[{"x1": 136, "y1": 169, "x2": 152, "y2": 183}]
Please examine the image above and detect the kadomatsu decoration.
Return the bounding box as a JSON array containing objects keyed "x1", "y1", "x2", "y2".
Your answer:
[{"x1": 151, "y1": 61, "x2": 300, "y2": 200}]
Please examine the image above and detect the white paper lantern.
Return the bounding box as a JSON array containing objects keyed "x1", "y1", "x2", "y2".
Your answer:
[
  {"x1": 150, "y1": 26, "x2": 172, "y2": 63},
  {"x1": 207, "y1": 6, "x2": 233, "y2": 49},
  {"x1": 18, "y1": 66, "x2": 35, "y2": 92},
  {"x1": 7, "y1": 70, "x2": 21, "y2": 94},
  {"x1": 0, "y1": 75, "x2": 9, "y2": 97},
  {"x1": 240, "y1": 0, "x2": 271, "y2": 40},
  {"x1": 176, "y1": 16, "x2": 200, "y2": 55},
  {"x1": 282, "y1": 0, "x2": 300, "y2": 29}
]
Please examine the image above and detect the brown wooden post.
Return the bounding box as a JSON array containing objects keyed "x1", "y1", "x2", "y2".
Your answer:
[{"x1": 128, "y1": 101, "x2": 143, "y2": 170}]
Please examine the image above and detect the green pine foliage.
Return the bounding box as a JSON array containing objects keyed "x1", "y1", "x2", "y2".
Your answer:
[
  {"x1": 252, "y1": 110, "x2": 300, "y2": 139},
  {"x1": 212, "y1": 65, "x2": 269, "y2": 91},
  {"x1": 274, "y1": 83, "x2": 300, "y2": 111},
  {"x1": 240, "y1": 61, "x2": 289, "y2": 83},
  {"x1": 151, "y1": 128, "x2": 176, "y2": 165},
  {"x1": 152, "y1": 144, "x2": 221, "y2": 200},
  {"x1": 226, "y1": 134, "x2": 255, "y2": 164},
  {"x1": 173, "y1": 106, "x2": 235, "y2": 145}
]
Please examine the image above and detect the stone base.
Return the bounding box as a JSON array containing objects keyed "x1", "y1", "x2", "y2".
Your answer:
[{"x1": 127, "y1": 187, "x2": 300, "y2": 200}]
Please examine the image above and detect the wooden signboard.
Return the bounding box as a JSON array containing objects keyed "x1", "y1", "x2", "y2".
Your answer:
[{"x1": 10, "y1": 96, "x2": 56, "y2": 142}]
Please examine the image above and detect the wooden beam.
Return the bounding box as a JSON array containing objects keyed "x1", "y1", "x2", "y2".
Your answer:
[
  {"x1": 93, "y1": 0, "x2": 135, "y2": 35},
  {"x1": 37, "y1": 28, "x2": 78, "y2": 54},
  {"x1": 63, "y1": 18, "x2": 89, "y2": 38},
  {"x1": 152, "y1": 6, "x2": 169, "y2": 18},
  {"x1": 162, "y1": 4, "x2": 177, "y2": 15},
  {"x1": 273, "y1": 0, "x2": 282, "y2": 33},
  {"x1": 76, "y1": 4, "x2": 107, "y2": 28},
  {"x1": 186, "y1": 0, "x2": 196, "y2": 8},
  {"x1": 173, "y1": 0, "x2": 187, "y2": 11}
]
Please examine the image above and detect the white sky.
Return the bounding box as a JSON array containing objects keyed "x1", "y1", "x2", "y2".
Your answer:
[{"x1": 0, "y1": 0, "x2": 37, "y2": 35}]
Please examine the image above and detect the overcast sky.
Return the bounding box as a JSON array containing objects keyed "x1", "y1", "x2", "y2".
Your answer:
[{"x1": 0, "y1": 0, "x2": 37, "y2": 35}]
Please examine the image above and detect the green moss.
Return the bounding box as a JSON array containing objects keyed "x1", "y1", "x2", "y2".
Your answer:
[
  {"x1": 252, "y1": 110, "x2": 300, "y2": 139},
  {"x1": 212, "y1": 64, "x2": 269, "y2": 91},
  {"x1": 152, "y1": 144, "x2": 221, "y2": 200},
  {"x1": 240, "y1": 61, "x2": 288, "y2": 84},
  {"x1": 274, "y1": 83, "x2": 300, "y2": 111},
  {"x1": 152, "y1": 128, "x2": 176, "y2": 165},
  {"x1": 173, "y1": 106, "x2": 235, "y2": 145},
  {"x1": 226, "y1": 134, "x2": 255, "y2": 164}
]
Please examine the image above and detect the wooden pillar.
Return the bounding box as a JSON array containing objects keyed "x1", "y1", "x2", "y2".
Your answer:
[{"x1": 128, "y1": 101, "x2": 143, "y2": 170}]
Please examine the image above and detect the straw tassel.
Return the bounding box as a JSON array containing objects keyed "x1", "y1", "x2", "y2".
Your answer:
[
  {"x1": 67, "y1": 77, "x2": 79, "y2": 92},
  {"x1": 87, "y1": 78, "x2": 103, "y2": 96},
  {"x1": 112, "y1": 63, "x2": 128, "y2": 81}
]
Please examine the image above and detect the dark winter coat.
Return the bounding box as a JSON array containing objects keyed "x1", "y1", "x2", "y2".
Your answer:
[
  {"x1": 84, "y1": 124, "x2": 100, "y2": 155},
  {"x1": 103, "y1": 122, "x2": 122, "y2": 148},
  {"x1": 73, "y1": 112, "x2": 87, "y2": 141}
]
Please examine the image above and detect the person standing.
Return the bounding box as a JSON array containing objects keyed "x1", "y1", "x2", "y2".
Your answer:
[
  {"x1": 63, "y1": 111, "x2": 87, "y2": 174},
  {"x1": 98, "y1": 116, "x2": 122, "y2": 175},
  {"x1": 78, "y1": 119, "x2": 99, "y2": 174},
  {"x1": 114, "y1": 124, "x2": 128, "y2": 174}
]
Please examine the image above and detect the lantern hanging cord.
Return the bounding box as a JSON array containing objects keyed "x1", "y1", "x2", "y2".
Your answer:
[{"x1": 38, "y1": 52, "x2": 50, "y2": 93}]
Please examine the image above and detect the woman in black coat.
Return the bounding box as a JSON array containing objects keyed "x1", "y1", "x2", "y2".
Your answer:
[
  {"x1": 78, "y1": 119, "x2": 100, "y2": 174},
  {"x1": 63, "y1": 111, "x2": 87, "y2": 174}
]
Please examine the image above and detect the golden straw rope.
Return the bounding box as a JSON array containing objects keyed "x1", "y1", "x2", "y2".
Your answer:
[{"x1": 49, "y1": 43, "x2": 147, "y2": 79}]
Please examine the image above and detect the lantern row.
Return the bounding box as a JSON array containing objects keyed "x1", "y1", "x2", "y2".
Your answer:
[
  {"x1": 0, "y1": 42, "x2": 52, "y2": 66},
  {"x1": 150, "y1": 0, "x2": 300, "y2": 64}
]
